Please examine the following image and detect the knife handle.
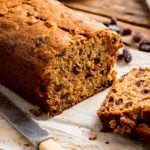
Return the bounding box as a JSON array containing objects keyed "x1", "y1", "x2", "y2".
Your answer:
[{"x1": 39, "y1": 139, "x2": 64, "y2": 150}]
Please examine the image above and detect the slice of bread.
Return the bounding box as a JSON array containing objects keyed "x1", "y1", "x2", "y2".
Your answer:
[{"x1": 97, "y1": 68, "x2": 150, "y2": 143}]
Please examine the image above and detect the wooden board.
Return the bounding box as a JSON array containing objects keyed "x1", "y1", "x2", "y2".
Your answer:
[{"x1": 62, "y1": 0, "x2": 150, "y2": 28}]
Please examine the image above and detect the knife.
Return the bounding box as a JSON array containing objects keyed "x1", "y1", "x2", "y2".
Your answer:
[{"x1": 0, "y1": 92, "x2": 64, "y2": 150}]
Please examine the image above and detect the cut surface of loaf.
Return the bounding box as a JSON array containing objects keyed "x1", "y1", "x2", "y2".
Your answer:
[
  {"x1": 0, "y1": 0, "x2": 122, "y2": 116},
  {"x1": 97, "y1": 68, "x2": 150, "y2": 143}
]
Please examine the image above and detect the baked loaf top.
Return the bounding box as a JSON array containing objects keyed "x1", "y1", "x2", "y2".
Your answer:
[{"x1": 97, "y1": 68, "x2": 150, "y2": 143}]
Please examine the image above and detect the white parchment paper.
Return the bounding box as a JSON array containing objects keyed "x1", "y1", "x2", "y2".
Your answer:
[{"x1": 0, "y1": 48, "x2": 150, "y2": 150}]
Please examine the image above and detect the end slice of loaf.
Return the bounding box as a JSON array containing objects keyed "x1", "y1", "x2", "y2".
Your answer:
[
  {"x1": 0, "y1": 0, "x2": 122, "y2": 116},
  {"x1": 97, "y1": 68, "x2": 150, "y2": 143}
]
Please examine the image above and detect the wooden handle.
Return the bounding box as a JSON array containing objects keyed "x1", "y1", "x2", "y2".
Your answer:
[{"x1": 39, "y1": 139, "x2": 64, "y2": 150}]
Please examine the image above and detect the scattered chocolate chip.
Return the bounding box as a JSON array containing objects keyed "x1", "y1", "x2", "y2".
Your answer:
[
  {"x1": 110, "y1": 17, "x2": 117, "y2": 25},
  {"x1": 54, "y1": 84, "x2": 63, "y2": 92},
  {"x1": 56, "y1": 51, "x2": 66, "y2": 57},
  {"x1": 85, "y1": 71, "x2": 94, "y2": 79},
  {"x1": 100, "y1": 70, "x2": 107, "y2": 75},
  {"x1": 105, "y1": 141, "x2": 110, "y2": 144},
  {"x1": 139, "y1": 40, "x2": 150, "y2": 52},
  {"x1": 123, "y1": 49, "x2": 132, "y2": 63},
  {"x1": 112, "y1": 89, "x2": 117, "y2": 93},
  {"x1": 142, "y1": 89, "x2": 150, "y2": 94},
  {"x1": 108, "y1": 96, "x2": 114, "y2": 102},
  {"x1": 61, "y1": 92, "x2": 70, "y2": 99},
  {"x1": 126, "y1": 101, "x2": 133, "y2": 107},
  {"x1": 72, "y1": 65, "x2": 80, "y2": 75},
  {"x1": 117, "y1": 52, "x2": 124, "y2": 61},
  {"x1": 116, "y1": 98, "x2": 123, "y2": 105},
  {"x1": 35, "y1": 37, "x2": 45, "y2": 47},
  {"x1": 103, "y1": 22, "x2": 110, "y2": 27},
  {"x1": 133, "y1": 32, "x2": 142, "y2": 43},
  {"x1": 108, "y1": 25, "x2": 122, "y2": 33},
  {"x1": 94, "y1": 57, "x2": 100, "y2": 64},
  {"x1": 121, "y1": 28, "x2": 132, "y2": 36}
]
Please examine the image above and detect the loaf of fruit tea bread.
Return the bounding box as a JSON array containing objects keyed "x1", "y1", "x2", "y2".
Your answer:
[
  {"x1": 0, "y1": 0, "x2": 122, "y2": 116},
  {"x1": 97, "y1": 68, "x2": 150, "y2": 143}
]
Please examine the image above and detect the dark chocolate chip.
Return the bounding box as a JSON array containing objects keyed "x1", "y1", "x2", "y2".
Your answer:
[
  {"x1": 61, "y1": 92, "x2": 70, "y2": 99},
  {"x1": 104, "y1": 80, "x2": 113, "y2": 87},
  {"x1": 139, "y1": 40, "x2": 150, "y2": 52},
  {"x1": 35, "y1": 37, "x2": 45, "y2": 47},
  {"x1": 54, "y1": 84, "x2": 63, "y2": 92},
  {"x1": 110, "y1": 17, "x2": 117, "y2": 25},
  {"x1": 121, "y1": 28, "x2": 132, "y2": 36},
  {"x1": 123, "y1": 49, "x2": 132, "y2": 63},
  {"x1": 94, "y1": 57, "x2": 100, "y2": 64},
  {"x1": 116, "y1": 98, "x2": 123, "y2": 105},
  {"x1": 133, "y1": 32, "x2": 142, "y2": 43},
  {"x1": 117, "y1": 52, "x2": 124, "y2": 61},
  {"x1": 85, "y1": 71, "x2": 94, "y2": 79},
  {"x1": 125, "y1": 101, "x2": 133, "y2": 107},
  {"x1": 56, "y1": 51, "x2": 66, "y2": 57},
  {"x1": 142, "y1": 89, "x2": 150, "y2": 94},
  {"x1": 112, "y1": 89, "x2": 117, "y2": 93},
  {"x1": 72, "y1": 65, "x2": 80, "y2": 75},
  {"x1": 135, "y1": 80, "x2": 145, "y2": 87},
  {"x1": 108, "y1": 96, "x2": 114, "y2": 102}
]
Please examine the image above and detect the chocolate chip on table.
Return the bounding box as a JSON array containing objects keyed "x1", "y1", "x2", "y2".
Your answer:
[
  {"x1": 110, "y1": 17, "x2": 117, "y2": 25},
  {"x1": 123, "y1": 48, "x2": 132, "y2": 63},
  {"x1": 117, "y1": 52, "x2": 124, "y2": 61},
  {"x1": 133, "y1": 32, "x2": 142, "y2": 43},
  {"x1": 139, "y1": 40, "x2": 150, "y2": 52},
  {"x1": 121, "y1": 28, "x2": 132, "y2": 36}
]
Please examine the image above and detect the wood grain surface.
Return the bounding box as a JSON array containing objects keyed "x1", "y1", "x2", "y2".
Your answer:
[{"x1": 62, "y1": 0, "x2": 150, "y2": 28}]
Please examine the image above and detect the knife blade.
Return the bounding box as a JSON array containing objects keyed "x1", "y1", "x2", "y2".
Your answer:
[{"x1": 0, "y1": 92, "x2": 64, "y2": 150}]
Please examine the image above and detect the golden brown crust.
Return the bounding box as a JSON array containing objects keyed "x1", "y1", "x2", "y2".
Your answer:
[
  {"x1": 97, "y1": 68, "x2": 150, "y2": 143},
  {"x1": 0, "y1": 0, "x2": 122, "y2": 115}
]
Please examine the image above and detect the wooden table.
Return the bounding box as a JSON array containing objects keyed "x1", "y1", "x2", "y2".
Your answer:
[{"x1": 62, "y1": 0, "x2": 150, "y2": 47}]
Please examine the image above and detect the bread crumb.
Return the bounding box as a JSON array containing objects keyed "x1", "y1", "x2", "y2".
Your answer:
[
  {"x1": 105, "y1": 141, "x2": 110, "y2": 144},
  {"x1": 30, "y1": 106, "x2": 41, "y2": 117},
  {"x1": 24, "y1": 143, "x2": 31, "y2": 147},
  {"x1": 89, "y1": 134, "x2": 98, "y2": 140}
]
